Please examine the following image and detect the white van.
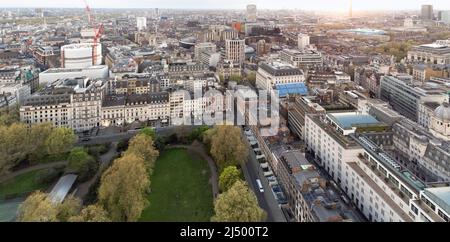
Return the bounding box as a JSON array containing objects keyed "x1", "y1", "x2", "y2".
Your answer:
[{"x1": 256, "y1": 179, "x2": 264, "y2": 193}]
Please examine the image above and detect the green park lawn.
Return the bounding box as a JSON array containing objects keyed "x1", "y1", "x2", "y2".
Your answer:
[
  {"x1": 139, "y1": 148, "x2": 214, "y2": 222},
  {"x1": 0, "y1": 169, "x2": 49, "y2": 200}
]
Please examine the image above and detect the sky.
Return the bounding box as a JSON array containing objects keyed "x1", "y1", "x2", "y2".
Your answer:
[{"x1": 1, "y1": 0, "x2": 450, "y2": 11}]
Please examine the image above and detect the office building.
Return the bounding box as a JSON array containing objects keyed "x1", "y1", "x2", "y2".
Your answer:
[
  {"x1": 136, "y1": 17, "x2": 147, "y2": 31},
  {"x1": 421, "y1": 5, "x2": 434, "y2": 20},
  {"x1": 280, "y1": 49, "x2": 323, "y2": 68},
  {"x1": 298, "y1": 33, "x2": 310, "y2": 50},
  {"x1": 380, "y1": 76, "x2": 448, "y2": 122},
  {"x1": 408, "y1": 41, "x2": 450, "y2": 65},
  {"x1": 39, "y1": 65, "x2": 109, "y2": 85},
  {"x1": 20, "y1": 78, "x2": 107, "y2": 132},
  {"x1": 246, "y1": 4, "x2": 257, "y2": 22},
  {"x1": 305, "y1": 112, "x2": 447, "y2": 222},
  {"x1": 277, "y1": 150, "x2": 361, "y2": 222},
  {"x1": 441, "y1": 10, "x2": 450, "y2": 24},
  {"x1": 225, "y1": 38, "x2": 245, "y2": 65},
  {"x1": 101, "y1": 92, "x2": 170, "y2": 127},
  {"x1": 194, "y1": 42, "x2": 217, "y2": 60},
  {"x1": 288, "y1": 96, "x2": 326, "y2": 140},
  {"x1": 256, "y1": 62, "x2": 305, "y2": 90},
  {"x1": 392, "y1": 117, "x2": 450, "y2": 182},
  {"x1": 61, "y1": 43, "x2": 102, "y2": 69}
]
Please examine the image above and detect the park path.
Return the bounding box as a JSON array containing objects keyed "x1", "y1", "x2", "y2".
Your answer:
[
  {"x1": 166, "y1": 142, "x2": 219, "y2": 199},
  {"x1": 74, "y1": 142, "x2": 118, "y2": 201},
  {"x1": 0, "y1": 161, "x2": 68, "y2": 183}
]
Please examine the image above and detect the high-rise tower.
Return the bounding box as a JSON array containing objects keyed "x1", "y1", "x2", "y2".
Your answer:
[{"x1": 349, "y1": 0, "x2": 353, "y2": 18}]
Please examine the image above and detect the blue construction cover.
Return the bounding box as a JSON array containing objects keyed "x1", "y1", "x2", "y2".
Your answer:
[{"x1": 275, "y1": 82, "x2": 308, "y2": 97}]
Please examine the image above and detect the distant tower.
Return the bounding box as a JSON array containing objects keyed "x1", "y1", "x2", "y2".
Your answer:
[
  {"x1": 349, "y1": 0, "x2": 353, "y2": 18},
  {"x1": 421, "y1": 5, "x2": 434, "y2": 20},
  {"x1": 246, "y1": 4, "x2": 257, "y2": 22}
]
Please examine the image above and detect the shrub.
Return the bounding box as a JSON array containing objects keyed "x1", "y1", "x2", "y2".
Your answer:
[
  {"x1": 34, "y1": 167, "x2": 65, "y2": 185},
  {"x1": 66, "y1": 148, "x2": 98, "y2": 182}
]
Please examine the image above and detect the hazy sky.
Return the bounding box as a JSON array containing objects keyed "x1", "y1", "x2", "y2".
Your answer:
[{"x1": 1, "y1": 0, "x2": 450, "y2": 11}]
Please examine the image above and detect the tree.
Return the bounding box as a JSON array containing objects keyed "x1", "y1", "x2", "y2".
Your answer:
[
  {"x1": 229, "y1": 74, "x2": 242, "y2": 82},
  {"x1": 247, "y1": 72, "x2": 256, "y2": 87},
  {"x1": 56, "y1": 195, "x2": 82, "y2": 222},
  {"x1": 0, "y1": 106, "x2": 20, "y2": 126},
  {"x1": 219, "y1": 166, "x2": 241, "y2": 192},
  {"x1": 98, "y1": 153, "x2": 150, "y2": 222},
  {"x1": 66, "y1": 147, "x2": 98, "y2": 182},
  {"x1": 139, "y1": 127, "x2": 156, "y2": 140},
  {"x1": 211, "y1": 180, "x2": 266, "y2": 222},
  {"x1": 0, "y1": 123, "x2": 29, "y2": 175},
  {"x1": 18, "y1": 191, "x2": 58, "y2": 222},
  {"x1": 189, "y1": 125, "x2": 210, "y2": 142},
  {"x1": 209, "y1": 126, "x2": 248, "y2": 171},
  {"x1": 45, "y1": 127, "x2": 77, "y2": 155},
  {"x1": 124, "y1": 134, "x2": 159, "y2": 172},
  {"x1": 202, "y1": 128, "x2": 217, "y2": 151},
  {"x1": 68, "y1": 204, "x2": 111, "y2": 222},
  {"x1": 29, "y1": 123, "x2": 53, "y2": 161}
]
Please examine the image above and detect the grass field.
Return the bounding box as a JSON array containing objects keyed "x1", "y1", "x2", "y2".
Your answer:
[
  {"x1": 139, "y1": 148, "x2": 214, "y2": 222},
  {"x1": 0, "y1": 169, "x2": 49, "y2": 200}
]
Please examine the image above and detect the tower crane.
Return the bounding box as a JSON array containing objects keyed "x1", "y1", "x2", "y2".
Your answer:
[{"x1": 82, "y1": 0, "x2": 103, "y2": 65}]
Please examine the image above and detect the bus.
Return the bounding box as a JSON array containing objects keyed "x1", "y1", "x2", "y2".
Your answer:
[{"x1": 256, "y1": 179, "x2": 264, "y2": 193}]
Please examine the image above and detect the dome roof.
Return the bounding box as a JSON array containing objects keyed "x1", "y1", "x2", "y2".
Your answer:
[{"x1": 434, "y1": 103, "x2": 450, "y2": 121}]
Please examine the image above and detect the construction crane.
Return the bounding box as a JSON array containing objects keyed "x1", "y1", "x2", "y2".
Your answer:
[{"x1": 82, "y1": 0, "x2": 103, "y2": 65}]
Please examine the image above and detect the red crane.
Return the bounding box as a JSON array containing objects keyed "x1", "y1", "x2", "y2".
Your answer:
[{"x1": 82, "y1": 0, "x2": 103, "y2": 65}]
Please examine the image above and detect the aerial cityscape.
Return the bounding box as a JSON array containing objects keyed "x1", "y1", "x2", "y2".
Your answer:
[{"x1": 0, "y1": 0, "x2": 450, "y2": 226}]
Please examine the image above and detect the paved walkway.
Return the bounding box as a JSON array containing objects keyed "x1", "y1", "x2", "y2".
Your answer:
[
  {"x1": 75, "y1": 143, "x2": 118, "y2": 201},
  {"x1": 166, "y1": 142, "x2": 219, "y2": 199},
  {"x1": 0, "y1": 161, "x2": 68, "y2": 183}
]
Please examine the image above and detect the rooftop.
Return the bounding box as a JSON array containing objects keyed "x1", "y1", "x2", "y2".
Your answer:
[
  {"x1": 423, "y1": 187, "x2": 450, "y2": 215},
  {"x1": 281, "y1": 150, "x2": 361, "y2": 222},
  {"x1": 327, "y1": 112, "x2": 381, "y2": 130},
  {"x1": 276, "y1": 83, "x2": 308, "y2": 98},
  {"x1": 259, "y1": 62, "x2": 303, "y2": 77},
  {"x1": 48, "y1": 174, "x2": 78, "y2": 204}
]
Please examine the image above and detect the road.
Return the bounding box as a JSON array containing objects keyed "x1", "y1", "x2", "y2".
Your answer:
[
  {"x1": 240, "y1": 130, "x2": 286, "y2": 222},
  {"x1": 0, "y1": 161, "x2": 68, "y2": 183},
  {"x1": 77, "y1": 126, "x2": 194, "y2": 146},
  {"x1": 75, "y1": 142, "x2": 119, "y2": 200}
]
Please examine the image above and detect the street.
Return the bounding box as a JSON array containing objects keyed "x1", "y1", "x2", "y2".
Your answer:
[{"x1": 240, "y1": 129, "x2": 286, "y2": 222}]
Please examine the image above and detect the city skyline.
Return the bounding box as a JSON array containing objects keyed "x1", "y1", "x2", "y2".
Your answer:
[{"x1": 1, "y1": 0, "x2": 450, "y2": 11}]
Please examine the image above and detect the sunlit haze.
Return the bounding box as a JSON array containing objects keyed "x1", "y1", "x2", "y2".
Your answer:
[{"x1": 1, "y1": 0, "x2": 450, "y2": 11}]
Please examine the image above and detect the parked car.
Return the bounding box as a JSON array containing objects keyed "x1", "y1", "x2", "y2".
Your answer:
[{"x1": 256, "y1": 179, "x2": 264, "y2": 193}]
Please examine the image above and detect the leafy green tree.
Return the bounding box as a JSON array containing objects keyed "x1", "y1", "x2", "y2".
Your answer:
[
  {"x1": 189, "y1": 125, "x2": 210, "y2": 142},
  {"x1": 139, "y1": 127, "x2": 157, "y2": 140},
  {"x1": 0, "y1": 106, "x2": 20, "y2": 126},
  {"x1": 219, "y1": 166, "x2": 241, "y2": 192},
  {"x1": 124, "y1": 134, "x2": 159, "y2": 172},
  {"x1": 29, "y1": 123, "x2": 53, "y2": 161},
  {"x1": 211, "y1": 180, "x2": 266, "y2": 222},
  {"x1": 68, "y1": 204, "x2": 111, "y2": 222},
  {"x1": 18, "y1": 191, "x2": 58, "y2": 222},
  {"x1": 98, "y1": 153, "x2": 150, "y2": 222},
  {"x1": 66, "y1": 147, "x2": 98, "y2": 182},
  {"x1": 45, "y1": 127, "x2": 77, "y2": 155},
  {"x1": 229, "y1": 74, "x2": 242, "y2": 82},
  {"x1": 209, "y1": 126, "x2": 248, "y2": 171},
  {"x1": 56, "y1": 195, "x2": 82, "y2": 221},
  {"x1": 0, "y1": 123, "x2": 29, "y2": 175}
]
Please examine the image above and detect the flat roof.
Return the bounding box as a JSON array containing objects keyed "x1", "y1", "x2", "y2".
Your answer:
[
  {"x1": 327, "y1": 112, "x2": 381, "y2": 129},
  {"x1": 276, "y1": 82, "x2": 308, "y2": 97},
  {"x1": 423, "y1": 187, "x2": 450, "y2": 215},
  {"x1": 48, "y1": 174, "x2": 77, "y2": 204}
]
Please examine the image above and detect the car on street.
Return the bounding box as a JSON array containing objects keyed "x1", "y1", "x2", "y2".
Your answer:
[{"x1": 256, "y1": 179, "x2": 264, "y2": 193}]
